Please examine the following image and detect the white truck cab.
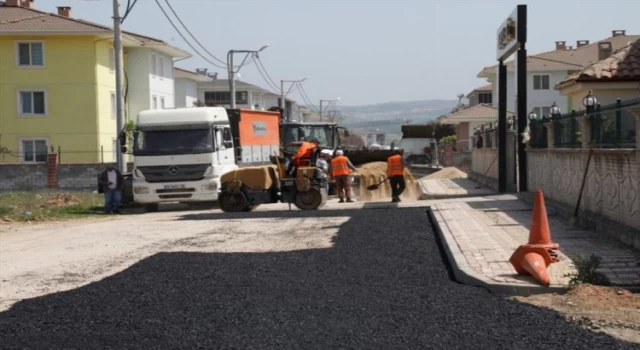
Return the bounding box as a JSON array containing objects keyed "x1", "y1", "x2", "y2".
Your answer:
[{"x1": 131, "y1": 107, "x2": 238, "y2": 212}]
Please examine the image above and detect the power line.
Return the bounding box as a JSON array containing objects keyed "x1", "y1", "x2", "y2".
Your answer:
[
  {"x1": 162, "y1": 0, "x2": 228, "y2": 66},
  {"x1": 251, "y1": 56, "x2": 280, "y2": 91},
  {"x1": 253, "y1": 56, "x2": 279, "y2": 90},
  {"x1": 154, "y1": 0, "x2": 227, "y2": 70}
]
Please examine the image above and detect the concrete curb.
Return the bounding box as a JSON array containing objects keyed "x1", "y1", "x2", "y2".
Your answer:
[{"x1": 426, "y1": 206, "x2": 569, "y2": 296}]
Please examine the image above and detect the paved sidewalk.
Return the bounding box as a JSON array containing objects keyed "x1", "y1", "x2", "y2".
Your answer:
[
  {"x1": 429, "y1": 194, "x2": 640, "y2": 295},
  {"x1": 418, "y1": 178, "x2": 493, "y2": 199}
]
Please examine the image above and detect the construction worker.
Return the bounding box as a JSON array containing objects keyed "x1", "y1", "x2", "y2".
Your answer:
[
  {"x1": 387, "y1": 149, "x2": 408, "y2": 203},
  {"x1": 287, "y1": 137, "x2": 319, "y2": 175},
  {"x1": 330, "y1": 149, "x2": 357, "y2": 203}
]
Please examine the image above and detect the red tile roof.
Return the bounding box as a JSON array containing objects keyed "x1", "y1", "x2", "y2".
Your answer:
[
  {"x1": 478, "y1": 34, "x2": 640, "y2": 77},
  {"x1": 557, "y1": 39, "x2": 640, "y2": 88},
  {"x1": 0, "y1": 2, "x2": 164, "y2": 43}
]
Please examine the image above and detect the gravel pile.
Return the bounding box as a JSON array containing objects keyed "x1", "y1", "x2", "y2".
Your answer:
[{"x1": 0, "y1": 207, "x2": 636, "y2": 349}]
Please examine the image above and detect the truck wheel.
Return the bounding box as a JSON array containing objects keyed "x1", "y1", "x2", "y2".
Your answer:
[
  {"x1": 144, "y1": 204, "x2": 159, "y2": 213},
  {"x1": 294, "y1": 187, "x2": 324, "y2": 210},
  {"x1": 219, "y1": 191, "x2": 247, "y2": 213}
]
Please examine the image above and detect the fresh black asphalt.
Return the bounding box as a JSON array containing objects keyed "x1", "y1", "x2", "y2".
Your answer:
[{"x1": 0, "y1": 207, "x2": 637, "y2": 349}]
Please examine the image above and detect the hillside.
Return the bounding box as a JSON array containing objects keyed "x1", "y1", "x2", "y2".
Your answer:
[{"x1": 334, "y1": 99, "x2": 458, "y2": 135}]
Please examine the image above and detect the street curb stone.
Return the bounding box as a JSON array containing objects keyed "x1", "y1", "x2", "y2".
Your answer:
[{"x1": 426, "y1": 206, "x2": 569, "y2": 296}]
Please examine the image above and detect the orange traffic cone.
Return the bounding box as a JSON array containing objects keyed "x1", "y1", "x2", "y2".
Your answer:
[
  {"x1": 527, "y1": 190, "x2": 555, "y2": 246},
  {"x1": 509, "y1": 189, "x2": 560, "y2": 286}
]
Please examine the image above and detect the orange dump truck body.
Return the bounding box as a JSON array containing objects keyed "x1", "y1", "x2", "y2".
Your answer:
[{"x1": 227, "y1": 109, "x2": 281, "y2": 165}]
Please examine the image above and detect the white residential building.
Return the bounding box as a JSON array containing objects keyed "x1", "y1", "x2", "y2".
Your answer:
[
  {"x1": 477, "y1": 30, "x2": 639, "y2": 118},
  {"x1": 173, "y1": 67, "x2": 213, "y2": 108},
  {"x1": 125, "y1": 45, "x2": 190, "y2": 119}
]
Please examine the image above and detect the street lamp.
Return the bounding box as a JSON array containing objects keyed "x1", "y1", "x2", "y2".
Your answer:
[
  {"x1": 507, "y1": 116, "x2": 514, "y2": 128},
  {"x1": 582, "y1": 90, "x2": 597, "y2": 108},
  {"x1": 280, "y1": 76, "x2": 310, "y2": 122},
  {"x1": 550, "y1": 101, "x2": 561, "y2": 117},
  {"x1": 319, "y1": 97, "x2": 341, "y2": 121},
  {"x1": 528, "y1": 111, "x2": 537, "y2": 121},
  {"x1": 227, "y1": 45, "x2": 269, "y2": 108}
]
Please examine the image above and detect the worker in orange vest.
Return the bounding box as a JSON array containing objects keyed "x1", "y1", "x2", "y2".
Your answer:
[
  {"x1": 330, "y1": 149, "x2": 357, "y2": 203},
  {"x1": 286, "y1": 137, "x2": 319, "y2": 175},
  {"x1": 387, "y1": 149, "x2": 408, "y2": 203}
]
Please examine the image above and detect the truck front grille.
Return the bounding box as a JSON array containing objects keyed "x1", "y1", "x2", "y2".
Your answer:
[{"x1": 137, "y1": 164, "x2": 209, "y2": 183}]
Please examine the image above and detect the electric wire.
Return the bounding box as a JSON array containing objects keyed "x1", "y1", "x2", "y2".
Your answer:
[{"x1": 154, "y1": 0, "x2": 227, "y2": 70}]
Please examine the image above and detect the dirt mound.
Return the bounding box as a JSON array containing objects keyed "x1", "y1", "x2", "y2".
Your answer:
[
  {"x1": 423, "y1": 167, "x2": 468, "y2": 180},
  {"x1": 354, "y1": 162, "x2": 418, "y2": 202},
  {"x1": 41, "y1": 194, "x2": 83, "y2": 208},
  {"x1": 566, "y1": 284, "x2": 640, "y2": 310}
]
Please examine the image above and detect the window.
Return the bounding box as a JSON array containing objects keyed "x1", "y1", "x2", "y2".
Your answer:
[
  {"x1": 151, "y1": 54, "x2": 157, "y2": 76},
  {"x1": 204, "y1": 91, "x2": 249, "y2": 105},
  {"x1": 18, "y1": 90, "x2": 47, "y2": 115},
  {"x1": 152, "y1": 96, "x2": 158, "y2": 109},
  {"x1": 478, "y1": 92, "x2": 492, "y2": 104},
  {"x1": 20, "y1": 139, "x2": 48, "y2": 163},
  {"x1": 111, "y1": 92, "x2": 116, "y2": 118},
  {"x1": 160, "y1": 96, "x2": 165, "y2": 109},
  {"x1": 159, "y1": 56, "x2": 164, "y2": 77},
  {"x1": 532, "y1": 106, "x2": 551, "y2": 119},
  {"x1": 109, "y1": 48, "x2": 115, "y2": 72},
  {"x1": 533, "y1": 75, "x2": 550, "y2": 90},
  {"x1": 16, "y1": 41, "x2": 44, "y2": 67}
]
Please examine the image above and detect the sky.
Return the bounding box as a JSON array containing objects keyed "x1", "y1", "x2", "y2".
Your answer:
[{"x1": 37, "y1": 0, "x2": 640, "y2": 106}]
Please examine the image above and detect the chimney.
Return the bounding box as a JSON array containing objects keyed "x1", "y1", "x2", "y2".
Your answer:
[
  {"x1": 207, "y1": 72, "x2": 218, "y2": 80},
  {"x1": 555, "y1": 41, "x2": 566, "y2": 50},
  {"x1": 577, "y1": 40, "x2": 589, "y2": 48},
  {"x1": 195, "y1": 68, "x2": 208, "y2": 76},
  {"x1": 57, "y1": 6, "x2": 71, "y2": 17},
  {"x1": 612, "y1": 30, "x2": 626, "y2": 37},
  {"x1": 6, "y1": 0, "x2": 33, "y2": 7},
  {"x1": 598, "y1": 41, "x2": 613, "y2": 60}
]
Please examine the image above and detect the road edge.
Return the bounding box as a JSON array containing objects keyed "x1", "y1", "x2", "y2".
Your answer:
[{"x1": 425, "y1": 206, "x2": 568, "y2": 296}]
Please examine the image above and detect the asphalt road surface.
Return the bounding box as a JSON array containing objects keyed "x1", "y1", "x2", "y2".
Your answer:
[{"x1": 0, "y1": 204, "x2": 637, "y2": 349}]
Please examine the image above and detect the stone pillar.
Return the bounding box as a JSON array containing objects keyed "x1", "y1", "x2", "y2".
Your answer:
[
  {"x1": 47, "y1": 153, "x2": 58, "y2": 189},
  {"x1": 544, "y1": 122, "x2": 555, "y2": 149},
  {"x1": 577, "y1": 116, "x2": 591, "y2": 149}
]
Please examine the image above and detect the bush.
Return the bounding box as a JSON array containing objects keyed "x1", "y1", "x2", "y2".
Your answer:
[
  {"x1": 439, "y1": 135, "x2": 457, "y2": 144},
  {"x1": 564, "y1": 254, "x2": 611, "y2": 287}
]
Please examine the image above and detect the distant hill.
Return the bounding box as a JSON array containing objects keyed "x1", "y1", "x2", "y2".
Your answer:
[{"x1": 330, "y1": 99, "x2": 458, "y2": 135}]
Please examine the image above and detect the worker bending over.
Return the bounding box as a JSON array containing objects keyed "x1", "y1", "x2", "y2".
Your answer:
[
  {"x1": 387, "y1": 149, "x2": 409, "y2": 203},
  {"x1": 330, "y1": 149, "x2": 357, "y2": 203}
]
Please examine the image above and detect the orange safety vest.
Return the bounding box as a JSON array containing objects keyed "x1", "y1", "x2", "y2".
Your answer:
[
  {"x1": 292, "y1": 141, "x2": 316, "y2": 160},
  {"x1": 331, "y1": 156, "x2": 350, "y2": 177},
  {"x1": 387, "y1": 154, "x2": 404, "y2": 176}
]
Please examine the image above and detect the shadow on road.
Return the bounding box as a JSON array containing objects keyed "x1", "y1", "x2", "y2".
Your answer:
[{"x1": 0, "y1": 207, "x2": 635, "y2": 348}]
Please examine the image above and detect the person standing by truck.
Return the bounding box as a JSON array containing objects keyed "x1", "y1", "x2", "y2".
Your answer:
[
  {"x1": 330, "y1": 149, "x2": 357, "y2": 203},
  {"x1": 386, "y1": 149, "x2": 408, "y2": 203},
  {"x1": 100, "y1": 165, "x2": 124, "y2": 214}
]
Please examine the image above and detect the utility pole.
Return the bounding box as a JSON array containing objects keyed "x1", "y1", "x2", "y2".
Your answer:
[
  {"x1": 112, "y1": 0, "x2": 126, "y2": 173},
  {"x1": 227, "y1": 46, "x2": 269, "y2": 109},
  {"x1": 319, "y1": 98, "x2": 340, "y2": 122},
  {"x1": 280, "y1": 77, "x2": 308, "y2": 122}
]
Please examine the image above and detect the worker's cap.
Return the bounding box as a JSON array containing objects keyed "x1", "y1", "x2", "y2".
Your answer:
[{"x1": 335, "y1": 150, "x2": 344, "y2": 156}]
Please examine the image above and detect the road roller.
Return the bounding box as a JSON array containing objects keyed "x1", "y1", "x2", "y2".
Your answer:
[{"x1": 217, "y1": 150, "x2": 328, "y2": 212}]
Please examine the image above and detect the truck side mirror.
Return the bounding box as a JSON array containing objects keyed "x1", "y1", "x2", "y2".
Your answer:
[{"x1": 343, "y1": 129, "x2": 350, "y2": 137}]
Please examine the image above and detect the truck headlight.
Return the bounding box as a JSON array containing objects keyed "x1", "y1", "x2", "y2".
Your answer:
[
  {"x1": 134, "y1": 186, "x2": 149, "y2": 194},
  {"x1": 202, "y1": 183, "x2": 218, "y2": 191}
]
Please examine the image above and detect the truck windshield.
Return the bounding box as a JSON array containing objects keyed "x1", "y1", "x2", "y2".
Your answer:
[
  {"x1": 282, "y1": 125, "x2": 334, "y2": 147},
  {"x1": 133, "y1": 128, "x2": 214, "y2": 156}
]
